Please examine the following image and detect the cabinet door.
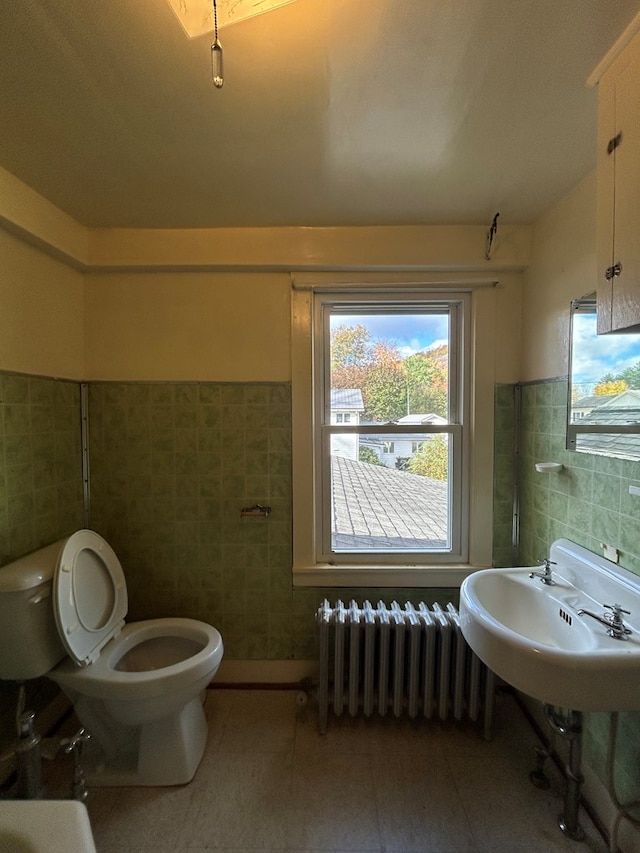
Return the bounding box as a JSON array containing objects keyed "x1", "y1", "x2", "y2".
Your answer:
[{"x1": 598, "y1": 37, "x2": 640, "y2": 334}]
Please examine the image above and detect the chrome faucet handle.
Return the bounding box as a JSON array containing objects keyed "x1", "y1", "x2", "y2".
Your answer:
[
  {"x1": 604, "y1": 603, "x2": 630, "y2": 617},
  {"x1": 603, "y1": 603, "x2": 632, "y2": 635},
  {"x1": 530, "y1": 558, "x2": 557, "y2": 584},
  {"x1": 578, "y1": 603, "x2": 632, "y2": 639}
]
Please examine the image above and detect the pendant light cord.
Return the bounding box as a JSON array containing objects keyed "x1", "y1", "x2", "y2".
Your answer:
[{"x1": 211, "y1": 0, "x2": 224, "y2": 88}]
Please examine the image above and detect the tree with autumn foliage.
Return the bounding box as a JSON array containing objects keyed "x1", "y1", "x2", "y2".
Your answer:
[
  {"x1": 362, "y1": 341, "x2": 407, "y2": 421},
  {"x1": 331, "y1": 324, "x2": 373, "y2": 392},
  {"x1": 593, "y1": 376, "x2": 629, "y2": 396},
  {"x1": 330, "y1": 324, "x2": 449, "y2": 423}
]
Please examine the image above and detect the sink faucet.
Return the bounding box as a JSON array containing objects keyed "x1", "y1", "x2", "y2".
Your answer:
[
  {"x1": 577, "y1": 603, "x2": 632, "y2": 640},
  {"x1": 529, "y1": 558, "x2": 557, "y2": 585}
]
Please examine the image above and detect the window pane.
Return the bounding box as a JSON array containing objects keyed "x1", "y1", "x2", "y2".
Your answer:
[
  {"x1": 329, "y1": 311, "x2": 450, "y2": 423},
  {"x1": 330, "y1": 432, "x2": 450, "y2": 552},
  {"x1": 328, "y1": 309, "x2": 452, "y2": 553}
]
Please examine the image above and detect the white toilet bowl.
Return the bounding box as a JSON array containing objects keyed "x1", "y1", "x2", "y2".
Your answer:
[
  {"x1": 52, "y1": 618, "x2": 223, "y2": 724},
  {"x1": 50, "y1": 615, "x2": 224, "y2": 786},
  {"x1": 0, "y1": 529, "x2": 224, "y2": 787}
]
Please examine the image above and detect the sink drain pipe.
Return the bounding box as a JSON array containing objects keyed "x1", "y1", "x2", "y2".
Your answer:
[{"x1": 544, "y1": 705, "x2": 585, "y2": 841}]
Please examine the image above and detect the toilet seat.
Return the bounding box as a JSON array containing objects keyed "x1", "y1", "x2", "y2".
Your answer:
[{"x1": 53, "y1": 530, "x2": 128, "y2": 666}]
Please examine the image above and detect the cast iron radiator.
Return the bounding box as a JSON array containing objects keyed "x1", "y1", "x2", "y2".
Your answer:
[{"x1": 316, "y1": 599, "x2": 495, "y2": 737}]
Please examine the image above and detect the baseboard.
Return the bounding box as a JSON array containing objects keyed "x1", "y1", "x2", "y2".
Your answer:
[{"x1": 211, "y1": 659, "x2": 318, "y2": 686}]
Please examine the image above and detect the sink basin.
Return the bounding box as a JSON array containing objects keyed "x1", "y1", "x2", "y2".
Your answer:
[
  {"x1": 460, "y1": 538, "x2": 640, "y2": 710},
  {"x1": 0, "y1": 801, "x2": 97, "y2": 853}
]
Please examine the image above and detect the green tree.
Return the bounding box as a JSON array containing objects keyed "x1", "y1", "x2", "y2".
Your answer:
[
  {"x1": 407, "y1": 435, "x2": 448, "y2": 481},
  {"x1": 359, "y1": 446, "x2": 382, "y2": 465},
  {"x1": 616, "y1": 360, "x2": 640, "y2": 389}
]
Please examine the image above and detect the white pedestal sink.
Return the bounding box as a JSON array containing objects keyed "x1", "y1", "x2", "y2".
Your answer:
[
  {"x1": 0, "y1": 800, "x2": 97, "y2": 853},
  {"x1": 460, "y1": 538, "x2": 640, "y2": 710}
]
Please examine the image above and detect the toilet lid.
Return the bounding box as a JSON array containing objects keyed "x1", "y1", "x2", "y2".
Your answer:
[{"x1": 53, "y1": 530, "x2": 128, "y2": 666}]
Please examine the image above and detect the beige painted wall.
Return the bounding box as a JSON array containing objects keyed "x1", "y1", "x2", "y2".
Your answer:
[
  {"x1": 492, "y1": 272, "x2": 522, "y2": 384},
  {"x1": 0, "y1": 230, "x2": 84, "y2": 379},
  {"x1": 84, "y1": 271, "x2": 291, "y2": 381},
  {"x1": 83, "y1": 269, "x2": 523, "y2": 384},
  {"x1": 521, "y1": 170, "x2": 598, "y2": 382}
]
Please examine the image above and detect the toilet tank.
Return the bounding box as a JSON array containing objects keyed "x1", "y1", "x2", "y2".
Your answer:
[{"x1": 0, "y1": 541, "x2": 68, "y2": 680}]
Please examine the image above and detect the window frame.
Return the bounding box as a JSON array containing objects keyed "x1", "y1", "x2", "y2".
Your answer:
[
  {"x1": 315, "y1": 292, "x2": 467, "y2": 565},
  {"x1": 291, "y1": 276, "x2": 496, "y2": 588}
]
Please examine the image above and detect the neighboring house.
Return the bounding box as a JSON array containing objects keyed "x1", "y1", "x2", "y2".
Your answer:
[
  {"x1": 330, "y1": 388, "x2": 364, "y2": 425},
  {"x1": 360, "y1": 413, "x2": 448, "y2": 469},
  {"x1": 570, "y1": 394, "x2": 616, "y2": 420},
  {"x1": 575, "y1": 389, "x2": 640, "y2": 459},
  {"x1": 330, "y1": 389, "x2": 364, "y2": 460},
  {"x1": 329, "y1": 391, "x2": 447, "y2": 467}
]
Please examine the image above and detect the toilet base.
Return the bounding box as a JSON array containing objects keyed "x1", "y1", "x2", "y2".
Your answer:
[{"x1": 80, "y1": 696, "x2": 209, "y2": 787}]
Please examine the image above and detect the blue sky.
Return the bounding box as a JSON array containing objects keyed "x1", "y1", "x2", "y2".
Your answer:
[
  {"x1": 331, "y1": 313, "x2": 449, "y2": 358},
  {"x1": 572, "y1": 313, "x2": 640, "y2": 387}
]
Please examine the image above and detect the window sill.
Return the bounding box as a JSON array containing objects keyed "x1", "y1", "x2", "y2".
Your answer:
[{"x1": 292, "y1": 564, "x2": 485, "y2": 588}]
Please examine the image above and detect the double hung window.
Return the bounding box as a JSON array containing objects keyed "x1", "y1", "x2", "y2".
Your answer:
[{"x1": 291, "y1": 280, "x2": 495, "y2": 587}]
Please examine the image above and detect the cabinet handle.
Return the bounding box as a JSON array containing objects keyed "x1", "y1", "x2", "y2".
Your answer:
[{"x1": 605, "y1": 262, "x2": 623, "y2": 280}]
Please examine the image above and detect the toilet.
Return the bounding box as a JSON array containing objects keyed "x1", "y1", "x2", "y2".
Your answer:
[{"x1": 0, "y1": 529, "x2": 224, "y2": 786}]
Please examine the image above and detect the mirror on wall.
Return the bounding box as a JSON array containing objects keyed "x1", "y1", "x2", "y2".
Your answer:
[{"x1": 567, "y1": 295, "x2": 640, "y2": 459}]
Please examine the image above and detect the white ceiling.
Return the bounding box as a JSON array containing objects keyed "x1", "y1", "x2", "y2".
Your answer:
[{"x1": 1, "y1": 0, "x2": 640, "y2": 230}]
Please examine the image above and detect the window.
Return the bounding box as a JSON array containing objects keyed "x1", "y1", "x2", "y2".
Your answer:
[
  {"x1": 320, "y1": 294, "x2": 465, "y2": 563},
  {"x1": 291, "y1": 278, "x2": 496, "y2": 587},
  {"x1": 567, "y1": 295, "x2": 640, "y2": 459}
]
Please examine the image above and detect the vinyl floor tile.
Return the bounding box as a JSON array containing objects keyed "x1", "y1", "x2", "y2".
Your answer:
[{"x1": 44, "y1": 688, "x2": 610, "y2": 853}]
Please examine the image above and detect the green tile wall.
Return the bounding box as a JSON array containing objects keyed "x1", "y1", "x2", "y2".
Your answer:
[
  {"x1": 0, "y1": 373, "x2": 84, "y2": 562},
  {"x1": 518, "y1": 378, "x2": 640, "y2": 574},
  {"x1": 0, "y1": 372, "x2": 84, "y2": 767},
  {"x1": 493, "y1": 384, "x2": 517, "y2": 567},
  {"x1": 88, "y1": 382, "x2": 294, "y2": 660},
  {"x1": 518, "y1": 377, "x2": 640, "y2": 805}
]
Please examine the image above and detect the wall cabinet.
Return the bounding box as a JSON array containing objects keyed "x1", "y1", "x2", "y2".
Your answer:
[{"x1": 597, "y1": 30, "x2": 640, "y2": 334}]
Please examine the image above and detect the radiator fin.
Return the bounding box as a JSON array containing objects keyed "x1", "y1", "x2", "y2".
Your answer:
[{"x1": 316, "y1": 599, "x2": 495, "y2": 738}]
